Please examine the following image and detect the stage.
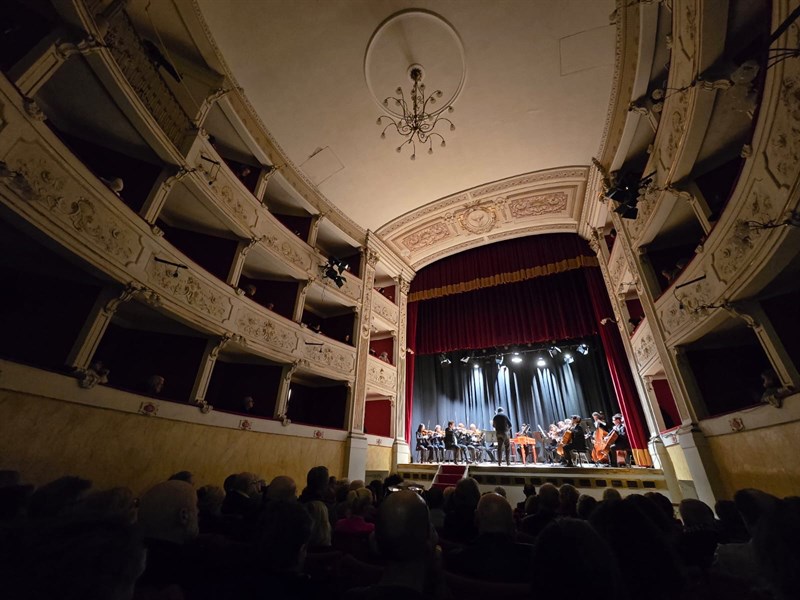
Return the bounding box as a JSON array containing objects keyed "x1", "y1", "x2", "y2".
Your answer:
[{"x1": 396, "y1": 461, "x2": 671, "y2": 504}]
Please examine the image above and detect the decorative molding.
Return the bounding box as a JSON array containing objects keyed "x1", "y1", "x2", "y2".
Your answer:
[
  {"x1": 146, "y1": 259, "x2": 231, "y2": 320},
  {"x1": 401, "y1": 221, "x2": 451, "y2": 251},
  {"x1": 507, "y1": 192, "x2": 568, "y2": 218},
  {"x1": 139, "y1": 401, "x2": 158, "y2": 416},
  {"x1": 236, "y1": 307, "x2": 297, "y2": 353},
  {"x1": 367, "y1": 357, "x2": 397, "y2": 391},
  {"x1": 303, "y1": 340, "x2": 356, "y2": 373}
]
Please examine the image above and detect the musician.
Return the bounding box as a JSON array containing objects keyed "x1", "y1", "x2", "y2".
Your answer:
[
  {"x1": 492, "y1": 407, "x2": 512, "y2": 466},
  {"x1": 513, "y1": 424, "x2": 534, "y2": 464},
  {"x1": 544, "y1": 424, "x2": 559, "y2": 464},
  {"x1": 591, "y1": 411, "x2": 607, "y2": 430},
  {"x1": 445, "y1": 421, "x2": 470, "y2": 464},
  {"x1": 415, "y1": 423, "x2": 432, "y2": 463},
  {"x1": 469, "y1": 423, "x2": 495, "y2": 463},
  {"x1": 430, "y1": 425, "x2": 445, "y2": 462},
  {"x1": 560, "y1": 415, "x2": 587, "y2": 467},
  {"x1": 456, "y1": 423, "x2": 477, "y2": 462},
  {"x1": 608, "y1": 414, "x2": 630, "y2": 467}
]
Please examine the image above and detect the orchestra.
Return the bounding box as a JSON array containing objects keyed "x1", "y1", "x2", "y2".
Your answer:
[{"x1": 414, "y1": 411, "x2": 632, "y2": 468}]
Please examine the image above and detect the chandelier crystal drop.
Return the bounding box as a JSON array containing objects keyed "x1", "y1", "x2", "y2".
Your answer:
[{"x1": 376, "y1": 66, "x2": 455, "y2": 160}]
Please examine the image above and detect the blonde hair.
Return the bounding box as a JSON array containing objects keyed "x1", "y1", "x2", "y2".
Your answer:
[{"x1": 346, "y1": 487, "x2": 373, "y2": 516}]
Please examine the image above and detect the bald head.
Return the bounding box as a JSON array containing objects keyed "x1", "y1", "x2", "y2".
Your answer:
[
  {"x1": 266, "y1": 476, "x2": 297, "y2": 502},
  {"x1": 137, "y1": 480, "x2": 198, "y2": 543},
  {"x1": 376, "y1": 490, "x2": 431, "y2": 561},
  {"x1": 476, "y1": 492, "x2": 513, "y2": 535}
]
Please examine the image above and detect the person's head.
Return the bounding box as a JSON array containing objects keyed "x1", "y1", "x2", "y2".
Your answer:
[
  {"x1": 376, "y1": 490, "x2": 432, "y2": 562},
  {"x1": 734, "y1": 488, "x2": 780, "y2": 535},
  {"x1": 434, "y1": 424, "x2": 443, "y2": 433},
  {"x1": 453, "y1": 477, "x2": 481, "y2": 513},
  {"x1": 523, "y1": 483, "x2": 537, "y2": 498},
  {"x1": 145, "y1": 375, "x2": 164, "y2": 394},
  {"x1": 679, "y1": 498, "x2": 715, "y2": 528},
  {"x1": 571, "y1": 415, "x2": 581, "y2": 424},
  {"x1": 469, "y1": 423, "x2": 477, "y2": 431},
  {"x1": 576, "y1": 494, "x2": 598, "y2": 520},
  {"x1": 242, "y1": 396, "x2": 255, "y2": 411},
  {"x1": 258, "y1": 500, "x2": 312, "y2": 573},
  {"x1": 168, "y1": 471, "x2": 194, "y2": 486},
  {"x1": 306, "y1": 466, "x2": 329, "y2": 495},
  {"x1": 79, "y1": 487, "x2": 138, "y2": 524},
  {"x1": 348, "y1": 479, "x2": 365, "y2": 491},
  {"x1": 592, "y1": 412, "x2": 601, "y2": 420},
  {"x1": 752, "y1": 499, "x2": 800, "y2": 600},
  {"x1": 305, "y1": 500, "x2": 331, "y2": 547},
  {"x1": 613, "y1": 414, "x2": 623, "y2": 425},
  {"x1": 602, "y1": 488, "x2": 622, "y2": 503},
  {"x1": 476, "y1": 492, "x2": 514, "y2": 536},
  {"x1": 223, "y1": 473, "x2": 238, "y2": 493},
  {"x1": 425, "y1": 486, "x2": 444, "y2": 510},
  {"x1": 447, "y1": 421, "x2": 454, "y2": 428},
  {"x1": 537, "y1": 483, "x2": 560, "y2": 512},
  {"x1": 6, "y1": 517, "x2": 145, "y2": 600},
  {"x1": 493, "y1": 486, "x2": 507, "y2": 498},
  {"x1": 266, "y1": 476, "x2": 296, "y2": 502},
  {"x1": 137, "y1": 480, "x2": 199, "y2": 544},
  {"x1": 559, "y1": 484, "x2": 580, "y2": 516},
  {"x1": 242, "y1": 284, "x2": 257, "y2": 297},
  {"x1": 524, "y1": 494, "x2": 539, "y2": 515},
  {"x1": 496, "y1": 407, "x2": 504, "y2": 414},
  {"x1": 197, "y1": 485, "x2": 225, "y2": 516},
  {"x1": 28, "y1": 476, "x2": 92, "y2": 519},
  {"x1": 232, "y1": 472, "x2": 261, "y2": 497},
  {"x1": 417, "y1": 423, "x2": 425, "y2": 432},
  {"x1": 761, "y1": 368, "x2": 780, "y2": 388},
  {"x1": 346, "y1": 488, "x2": 373, "y2": 517}
]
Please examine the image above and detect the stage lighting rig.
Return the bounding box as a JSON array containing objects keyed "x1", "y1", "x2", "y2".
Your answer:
[{"x1": 321, "y1": 257, "x2": 348, "y2": 288}]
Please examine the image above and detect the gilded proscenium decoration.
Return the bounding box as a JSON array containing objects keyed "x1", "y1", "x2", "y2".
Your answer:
[
  {"x1": 402, "y1": 221, "x2": 451, "y2": 251},
  {"x1": 457, "y1": 203, "x2": 497, "y2": 234},
  {"x1": 146, "y1": 259, "x2": 231, "y2": 320},
  {"x1": 507, "y1": 192, "x2": 568, "y2": 218}
]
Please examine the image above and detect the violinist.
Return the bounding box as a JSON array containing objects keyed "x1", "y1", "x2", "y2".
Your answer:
[
  {"x1": 469, "y1": 423, "x2": 495, "y2": 463},
  {"x1": 430, "y1": 424, "x2": 445, "y2": 462},
  {"x1": 415, "y1": 423, "x2": 432, "y2": 463},
  {"x1": 560, "y1": 415, "x2": 587, "y2": 467},
  {"x1": 445, "y1": 421, "x2": 471, "y2": 464}
]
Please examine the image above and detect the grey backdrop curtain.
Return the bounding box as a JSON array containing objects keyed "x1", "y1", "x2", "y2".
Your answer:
[{"x1": 411, "y1": 337, "x2": 617, "y2": 433}]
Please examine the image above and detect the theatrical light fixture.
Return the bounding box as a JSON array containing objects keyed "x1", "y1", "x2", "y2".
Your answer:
[
  {"x1": 439, "y1": 353, "x2": 451, "y2": 365},
  {"x1": 563, "y1": 353, "x2": 574, "y2": 365},
  {"x1": 473, "y1": 362, "x2": 480, "y2": 369},
  {"x1": 577, "y1": 344, "x2": 589, "y2": 356},
  {"x1": 376, "y1": 65, "x2": 455, "y2": 160},
  {"x1": 495, "y1": 355, "x2": 504, "y2": 366},
  {"x1": 536, "y1": 357, "x2": 547, "y2": 367},
  {"x1": 460, "y1": 355, "x2": 471, "y2": 364},
  {"x1": 321, "y1": 257, "x2": 348, "y2": 288},
  {"x1": 511, "y1": 355, "x2": 523, "y2": 364},
  {"x1": 548, "y1": 346, "x2": 562, "y2": 358}
]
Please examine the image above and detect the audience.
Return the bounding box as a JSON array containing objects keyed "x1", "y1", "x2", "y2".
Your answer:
[{"x1": 1, "y1": 463, "x2": 798, "y2": 600}]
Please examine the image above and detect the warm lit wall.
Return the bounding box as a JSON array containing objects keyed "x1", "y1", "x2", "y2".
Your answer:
[
  {"x1": 366, "y1": 444, "x2": 392, "y2": 474},
  {"x1": 0, "y1": 390, "x2": 345, "y2": 493},
  {"x1": 706, "y1": 421, "x2": 800, "y2": 499},
  {"x1": 666, "y1": 444, "x2": 692, "y2": 481}
]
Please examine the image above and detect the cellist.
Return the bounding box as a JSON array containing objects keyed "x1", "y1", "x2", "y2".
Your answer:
[
  {"x1": 560, "y1": 415, "x2": 587, "y2": 467},
  {"x1": 591, "y1": 411, "x2": 610, "y2": 464}
]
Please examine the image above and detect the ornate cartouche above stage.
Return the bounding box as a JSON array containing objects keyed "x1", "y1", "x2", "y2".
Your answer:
[{"x1": 376, "y1": 166, "x2": 589, "y2": 269}]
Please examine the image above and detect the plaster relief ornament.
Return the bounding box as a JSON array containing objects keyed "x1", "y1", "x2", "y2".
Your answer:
[
  {"x1": 458, "y1": 204, "x2": 498, "y2": 234},
  {"x1": 139, "y1": 401, "x2": 158, "y2": 416}
]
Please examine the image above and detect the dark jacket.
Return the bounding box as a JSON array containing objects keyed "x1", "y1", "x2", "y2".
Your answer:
[{"x1": 492, "y1": 413, "x2": 512, "y2": 434}]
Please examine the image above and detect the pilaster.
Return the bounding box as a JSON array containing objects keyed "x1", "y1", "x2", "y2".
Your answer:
[
  {"x1": 274, "y1": 361, "x2": 299, "y2": 419},
  {"x1": 292, "y1": 278, "x2": 313, "y2": 322},
  {"x1": 392, "y1": 274, "x2": 412, "y2": 467},
  {"x1": 226, "y1": 237, "x2": 258, "y2": 287},
  {"x1": 676, "y1": 425, "x2": 725, "y2": 507},
  {"x1": 190, "y1": 334, "x2": 234, "y2": 403}
]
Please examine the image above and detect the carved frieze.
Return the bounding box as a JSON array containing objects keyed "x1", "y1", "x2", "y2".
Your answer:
[
  {"x1": 632, "y1": 323, "x2": 656, "y2": 370},
  {"x1": 236, "y1": 307, "x2": 297, "y2": 352},
  {"x1": 8, "y1": 145, "x2": 143, "y2": 264},
  {"x1": 367, "y1": 358, "x2": 397, "y2": 391},
  {"x1": 507, "y1": 192, "x2": 568, "y2": 218},
  {"x1": 262, "y1": 234, "x2": 309, "y2": 269},
  {"x1": 765, "y1": 74, "x2": 800, "y2": 188},
  {"x1": 303, "y1": 341, "x2": 356, "y2": 373},
  {"x1": 372, "y1": 292, "x2": 399, "y2": 324},
  {"x1": 401, "y1": 221, "x2": 451, "y2": 251},
  {"x1": 456, "y1": 203, "x2": 498, "y2": 234},
  {"x1": 712, "y1": 184, "x2": 775, "y2": 283},
  {"x1": 146, "y1": 260, "x2": 231, "y2": 320},
  {"x1": 210, "y1": 182, "x2": 258, "y2": 228}
]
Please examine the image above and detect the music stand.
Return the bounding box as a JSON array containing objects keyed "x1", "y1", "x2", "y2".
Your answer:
[{"x1": 484, "y1": 431, "x2": 497, "y2": 444}]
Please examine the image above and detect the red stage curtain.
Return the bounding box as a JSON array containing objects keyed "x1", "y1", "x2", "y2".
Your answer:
[{"x1": 405, "y1": 234, "x2": 652, "y2": 462}]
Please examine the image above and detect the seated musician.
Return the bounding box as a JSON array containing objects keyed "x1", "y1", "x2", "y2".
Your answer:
[
  {"x1": 513, "y1": 424, "x2": 535, "y2": 464},
  {"x1": 544, "y1": 424, "x2": 559, "y2": 464},
  {"x1": 415, "y1": 423, "x2": 432, "y2": 463},
  {"x1": 430, "y1": 425, "x2": 445, "y2": 462},
  {"x1": 591, "y1": 411, "x2": 607, "y2": 430},
  {"x1": 468, "y1": 423, "x2": 495, "y2": 463},
  {"x1": 561, "y1": 415, "x2": 587, "y2": 467},
  {"x1": 609, "y1": 414, "x2": 630, "y2": 466},
  {"x1": 456, "y1": 423, "x2": 477, "y2": 463},
  {"x1": 445, "y1": 421, "x2": 471, "y2": 464}
]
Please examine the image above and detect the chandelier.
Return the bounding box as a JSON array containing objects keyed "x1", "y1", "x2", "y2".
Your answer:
[{"x1": 376, "y1": 65, "x2": 455, "y2": 160}]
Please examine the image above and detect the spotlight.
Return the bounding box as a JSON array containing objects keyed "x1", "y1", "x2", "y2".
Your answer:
[
  {"x1": 577, "y1": 344, "x2": 589, "y2": 356},
  {"x1": 537, "y1": 357, "x2": 547, "y2": 367},
  {"x1": 495, "y1": 355, "x2": 504, "y2": 366},
  {"x1": 548, "y1": 346, "x2": 562, "y2": 358},
  {"x1": 439, "y1": 353, "x2": 451, "y2": 365},
  {"x1": 473, "y1": 362, "x2": 480, "y2": 369},
  {"x1": 563, "y1": 353, "x2": 574, "y2": 365},
  {"x1": 321, "y1": 257, "x2": 348, "y2": 288},
  {"x1": 460, "y1": 355, "x2": 471, "y2": 364},
  {"x1": 511, "y1": 355, "x2": 523, "y2": 364}
]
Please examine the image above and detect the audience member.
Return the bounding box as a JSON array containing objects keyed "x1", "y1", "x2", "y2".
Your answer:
[
  {"x1": 335, "y1": 488, "x2": 375, "y2": 534},
  {"x1": 27, "y1": 475, "x2": 92, "y2": 519},
  {"x1": 220, "y1": 472, "x2": 262, "y2": 523},
  {"x1": 305, "y1": 498, "x2": 332, "y2": 548},
  {"x1": 425, "y1": 486, "x2": 446, "y2": 530},
  {"x1": 558, "y1": 483, "x2": 579, "y2": 517},
  {"x1": 442, "y1": 477, "x2": 481, "y2": 543},
  {"x1": 168, "y1": 470, "x2": 194, "y2": 486},
  {"x1": 519, "y1": 482, "x2": 559, "y2": 537},
  {"x1": 78, "y1": 487, "x2": 138, "y2": 524},
  {"x1": 266, "y1": 475, "x2": 297, "y2": 503},
  {"x1": 576, "y1": 494, "x2": 598, "y2": 520},
  {"x1": 444, "y1": 492, "x2": 532, "y2": 582}
]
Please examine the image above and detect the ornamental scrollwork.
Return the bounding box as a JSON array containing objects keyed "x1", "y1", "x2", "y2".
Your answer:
[{"x1": 146, "y1": 260, "x2": 230, "y2": 320}]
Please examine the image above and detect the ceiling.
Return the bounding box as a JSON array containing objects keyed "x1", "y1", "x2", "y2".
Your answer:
[{"x1": 192, "y1": 0, "x2": 617, "y2": 241}]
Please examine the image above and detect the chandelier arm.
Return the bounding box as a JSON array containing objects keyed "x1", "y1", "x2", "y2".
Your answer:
[{"x1": 380, "y1": 121, "x2": 402, "y2": 136}]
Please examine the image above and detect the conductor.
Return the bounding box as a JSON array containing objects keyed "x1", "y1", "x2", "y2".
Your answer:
[{"x1": 492, "y1": 407, "x2": 513, "y2": 466}]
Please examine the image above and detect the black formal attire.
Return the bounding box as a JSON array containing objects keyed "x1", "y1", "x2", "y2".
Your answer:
[
  {"x1": 561, "y1": 423, "x2": 587, "y2": 466},
  {"x1": 430, "y1": 431, "x2": 445, "y2": 461},
  {"x1": 492, "y1": 413, "x2": 512, "y2": 465},
  {"x1": 415, "y1": 429, "x2": 432, "y2": 462},
  {"x1": 444, "y1": 426, "x2": 469, "y2": 463},
  {"x1": 444, "y1": 533, "x2": 533, "y2": 583},
  {"x1": 610, "y1": 422, "x2": 630, "y2": 466}
]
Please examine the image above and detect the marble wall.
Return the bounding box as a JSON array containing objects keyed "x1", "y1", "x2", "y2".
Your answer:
[
  {"x1": 365, "y1": 444, "x2": 392, "y2": 474},
  {"x1": 0, "y1": 390, "x2": 345, "y2": 493},
  {"x1": 707, "y1": 420, "x2": 800, "y2": 499}
]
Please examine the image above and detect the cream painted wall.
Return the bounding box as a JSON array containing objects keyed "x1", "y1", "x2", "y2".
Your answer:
[
  {"x1": 0, "y1": 390, "x2": 345, "y2": 494},
  {"x1": 366, "y1": 444, "x2": 392, "y2": 474},
  {"x1": 666, "y1": 444, "x2": 692, "y2": 482},
  {"x1": 707, "y1": 420, "x2": 800, "y2": 499}
]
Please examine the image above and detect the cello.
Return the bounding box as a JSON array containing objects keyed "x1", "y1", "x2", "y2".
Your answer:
[
  {"x1": 592, "y1": 425, "x2": 610, "y2": 463},
  {"x1": 556, "y1": 426, "x2": 572, "y2": 457}
]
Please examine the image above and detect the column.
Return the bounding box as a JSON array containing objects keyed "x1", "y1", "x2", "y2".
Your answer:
[
  {"x1": 392, "y1": 274, "x2": 412, "y2": 467},
  {"x1": 292, "y1": 278, "x2": 314, "y2": 323},
  {"x1": 226, "y1": 237, "x2": 259, "y2": 287},
  {"x1": 140, "y1": 168, "x2": 189, "y2": 225},
  {"x1": 66, "y1": 284, "x2": 141, "y2": 370},
  {"x1": 273, "y1": 361, "x2": 299, "y2": 420},
  {"x1": 343, "y1": 249, "x2": 378, "y2": 481},
  {"x1": 190, "y1": 334, "x2": 234, "y2": 405}
]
